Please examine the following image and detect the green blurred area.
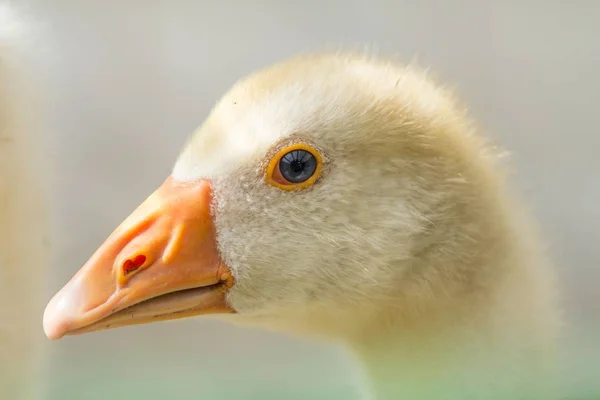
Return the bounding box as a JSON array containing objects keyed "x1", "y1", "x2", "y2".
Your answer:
[
  {"x1": 47, "y1": 376, "x2": 359, "y2": 400},
  {"x1": 41, "y1": 320, "x2": 599, "y2": 400},
  {"x1": 45, "y1": 354, "x2": 361, "y2": 400}
]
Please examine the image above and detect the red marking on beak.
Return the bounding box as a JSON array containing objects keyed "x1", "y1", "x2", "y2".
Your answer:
[{"x1": 123, "y1": 254, "x2": 146, "y2": 275}]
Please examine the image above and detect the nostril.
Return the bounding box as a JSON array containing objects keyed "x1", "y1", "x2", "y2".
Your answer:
[{"x1": 123, "y1": 254, "x2": 147, "y2": 276}]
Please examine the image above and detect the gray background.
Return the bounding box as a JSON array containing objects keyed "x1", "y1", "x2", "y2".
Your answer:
[{"x1": 20, "y1": 0, "x2": 600, "y2": 398}]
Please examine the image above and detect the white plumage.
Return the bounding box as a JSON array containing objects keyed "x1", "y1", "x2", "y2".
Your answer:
[{"x1": 0, "y1": 4, "x2": 48, "y2": 400}]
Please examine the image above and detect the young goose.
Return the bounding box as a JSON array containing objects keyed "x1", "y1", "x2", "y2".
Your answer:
[
  {"x1": 1, "y1": 5, "x2": 47, "y2": 400},
  {"x1": 43, "y1": 52, "x2": 560, "y2": 399}
]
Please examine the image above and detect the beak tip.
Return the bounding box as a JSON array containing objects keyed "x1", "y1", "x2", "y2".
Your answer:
[
  {"x1": 42, "y1": 290, "x2": 74, "y2": 340},
  {"x1": 43, "y1": 326, "x2": 64, "y2": 341},
  {"x1": 43, "y1": 274, "x2": 91, "y2": 340},
  {"x1": 43, "y1": 300, "x2": 64, "y2": 340},
  {"x1": 43, "y1": 319, "x2": 63, "y2": 340}
]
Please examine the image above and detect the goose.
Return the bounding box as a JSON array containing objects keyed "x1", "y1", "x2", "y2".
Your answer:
[
  {"x1": 1, "y1": 5, "x2": 48, "y2": 400},
  {"x1": 43, "y1": 52, "x2": 560, "y2": 399}
]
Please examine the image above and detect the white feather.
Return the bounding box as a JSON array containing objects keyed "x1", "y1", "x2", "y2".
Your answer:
[{"x1": 174, "y1": 52, "x2": 561, "y2": 399}]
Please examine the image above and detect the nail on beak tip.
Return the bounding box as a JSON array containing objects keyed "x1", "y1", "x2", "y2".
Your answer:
[
  {"x1": 42, "y1": 277, "x2": 87, "y2": 340},
  {"x1": 42, "y1": 306, "x2": 67, "y2": 340}
]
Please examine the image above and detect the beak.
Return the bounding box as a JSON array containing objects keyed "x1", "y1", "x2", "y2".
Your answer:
[{"x1": 43, "y1": 176, "x2": 234, "y2": 340}]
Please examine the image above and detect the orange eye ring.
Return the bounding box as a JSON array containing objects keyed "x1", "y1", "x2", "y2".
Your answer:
[{"x1": 265, "y1": 143, "x2": 323, "y2": 191}]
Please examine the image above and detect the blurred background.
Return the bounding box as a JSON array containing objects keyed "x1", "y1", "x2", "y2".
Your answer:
[{"x1": 16, "y1": 0, "x2": 600, "y2": 399}]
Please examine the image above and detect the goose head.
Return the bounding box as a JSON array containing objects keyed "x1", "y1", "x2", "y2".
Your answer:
[{"x1": 44, "y1": 53, "x2": 526, "y2": 346}]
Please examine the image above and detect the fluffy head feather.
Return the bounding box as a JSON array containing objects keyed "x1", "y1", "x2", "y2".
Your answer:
[
  {"x1": 174, "y1": 53, "x2": 547, "y2": 329},
  {"x1": 173, "y1": 52, "x2": 560, "y2": 399}
]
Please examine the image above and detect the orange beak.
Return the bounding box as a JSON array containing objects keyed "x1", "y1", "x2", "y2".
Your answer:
[{"x1": 43, "y1": 177, "x2": 234, "y2": 340}]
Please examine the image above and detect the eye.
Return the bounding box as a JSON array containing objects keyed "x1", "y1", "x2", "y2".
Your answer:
[
  {"x1": 266, "y1": 143, "x2": 323, "y2": 191},
  {"x1": 280, "y1": 149, "x2": 317, "y2": 183}
]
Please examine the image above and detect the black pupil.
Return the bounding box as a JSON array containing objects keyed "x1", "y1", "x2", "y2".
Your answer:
[
  {"x1": 290, "y1": 160, "x2": 304, "y2": 172},
  {"x1": 279, "y1": 149, "x2": 317, "y2": 183}
]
